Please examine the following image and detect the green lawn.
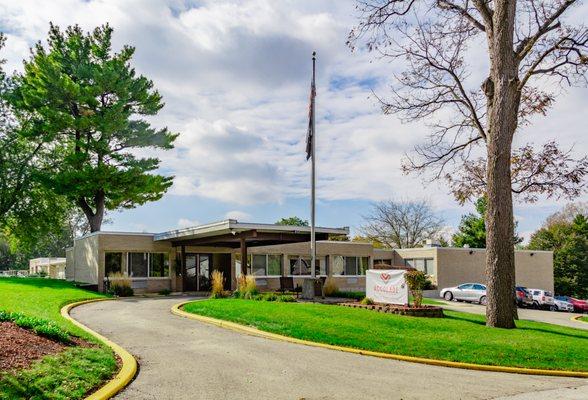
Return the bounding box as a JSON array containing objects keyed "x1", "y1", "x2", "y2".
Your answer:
[
  {"x1": 580, "y1": 316, "x2": 588, "y2": 323},
  {"x1": 183, "y1": 299, "x2": 588, "y2": 372},
  {"x1": 0, "y1": 277, "x2": 117, "y2": 400}
]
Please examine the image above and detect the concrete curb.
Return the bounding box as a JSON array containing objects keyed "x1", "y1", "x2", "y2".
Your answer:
[
  {"x1": 61, "y1": 298, "x2": 138, "y2": 400},
  {"x1": 572, "y1": 315, "x2": 588, "y2": 324},
  {"x1": 172, "y1": 300, "x2": 588, "y2": 379}
]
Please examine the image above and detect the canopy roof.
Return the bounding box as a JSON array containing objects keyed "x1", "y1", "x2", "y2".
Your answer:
[{"x1": 154, "y1": 219, "x2": 349, "y2": 248}]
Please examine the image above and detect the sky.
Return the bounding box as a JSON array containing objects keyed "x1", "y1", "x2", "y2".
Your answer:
[{"x1": 1, "y1": 0, "x2": 586, "y2": 242}]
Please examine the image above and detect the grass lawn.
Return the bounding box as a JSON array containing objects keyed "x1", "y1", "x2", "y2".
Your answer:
[
  {"x1": 580, "y1": 316, "x2": 588, "y2": 323},
  {"x1": 0, "y1": 277, "x2": 117, "y2": 400},
  {"x1": 183, "y1": 299, "x2": 588, "y2": 372}
]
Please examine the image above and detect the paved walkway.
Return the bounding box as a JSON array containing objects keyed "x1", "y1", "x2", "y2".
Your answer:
[
  {"x1": 72, "y1": 297, "x2": 588, "y2": 400},
  {"x1": 435, "y1": 299, "x2": 588, "y2": 330}
]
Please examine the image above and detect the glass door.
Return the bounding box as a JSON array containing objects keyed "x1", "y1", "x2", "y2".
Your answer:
[{"x1": 198, "y1": 254, "x2": 211, "y2": 291}]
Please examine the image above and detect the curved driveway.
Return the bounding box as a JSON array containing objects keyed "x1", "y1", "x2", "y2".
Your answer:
[{"x1": 72, "y1": 297, "x2": 588, "y2": 400}]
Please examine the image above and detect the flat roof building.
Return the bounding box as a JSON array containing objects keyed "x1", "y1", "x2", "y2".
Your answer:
[{"x1": 65, "y1": 220, "x2": 554, "y2": 294}]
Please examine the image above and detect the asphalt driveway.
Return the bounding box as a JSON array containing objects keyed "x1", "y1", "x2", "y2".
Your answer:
[{"x1": 72, "y1": 297, "x2": 588, "y2": 400}]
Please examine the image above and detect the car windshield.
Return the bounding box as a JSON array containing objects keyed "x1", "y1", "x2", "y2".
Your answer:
[
  {"x1": 555, "y1": 296, "x2": 567, "y2": 301},
  {"x1": 544, "y1": 291, "x2": 553, "y2": 297}
]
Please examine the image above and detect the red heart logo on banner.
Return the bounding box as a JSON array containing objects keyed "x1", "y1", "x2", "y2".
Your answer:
[{"x1": 380, "y1": 273, "x2": 391, "y2": 283}]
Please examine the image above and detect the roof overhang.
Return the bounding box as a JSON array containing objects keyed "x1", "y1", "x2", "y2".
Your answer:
[{"x1": 154, "y1": 219, "x2": 349, "y2": 248}]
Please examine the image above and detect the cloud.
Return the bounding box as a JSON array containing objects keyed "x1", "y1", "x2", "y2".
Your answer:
[
  {"x1": 177, "y1": 218, "x2": 200, "y2": 228},
  {"x1": 224, "y1": 210, "x2": 252, "y2": 221},
  {"x1": 1, "y1": 0, "x2": 586, "y2": 231}
]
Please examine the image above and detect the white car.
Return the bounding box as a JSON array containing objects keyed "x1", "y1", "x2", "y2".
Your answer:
[
  {"x1": 529, "y1": 288, "x2": 555, "y2": 310},
  {"x1": 553, "y1": 296, "x2": 574, "y2": 312},
  {"x1": 440, "y1": 283, "x2": 487, "y2": 305}
]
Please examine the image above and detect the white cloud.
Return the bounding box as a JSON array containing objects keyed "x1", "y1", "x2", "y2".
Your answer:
[
  {"x1": 0, "y1": 0, "x2": 586, "y2": 228},
  {"x1": 177, "y1": 218, "x2": 200, "y2": 228},
  {"x1": 224, "y1": 210, "x2": 252, "y2": 221}
]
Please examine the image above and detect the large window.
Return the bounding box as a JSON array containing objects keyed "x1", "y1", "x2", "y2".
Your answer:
[
  {"x1": 127, "y1": 252, "x2": 169, "y2": 278},
  {"x1": 333, "y1": 256, "x2": 369, "y2": 276},
  {"x1": 128, "y1": 252, "x2": 148, "y2": 277},
  {"x1": 404, "y1": 258, "x2": 434, "y2": 275},
  {"x1": 288, "y1": 256, "x2": 326, "y2": 276},
  {"x1": 105, "y1": 252, "x2": 123, "y2": 276},
  {"x1": 149, "y1": 253, "x2": 169, "y2": 277},
  {"x1": 249, "y1": 254, "x2": 282, "y2": 276}
]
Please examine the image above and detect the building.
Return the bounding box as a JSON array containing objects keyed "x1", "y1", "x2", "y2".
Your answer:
[
  {"x1": 29, "y1": 257, "x2": 67, "y2": 279},
  {"x1": 65, "y1": 219, "x2": 554, "y2": 294}
]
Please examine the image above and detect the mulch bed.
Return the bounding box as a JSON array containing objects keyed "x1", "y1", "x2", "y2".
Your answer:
[
  {"x1": 340, "y1": 302, "x2": 444, "y2": 318},
  {"x1": 0, "y1": 322, "x2": 92, "y2": 372}
]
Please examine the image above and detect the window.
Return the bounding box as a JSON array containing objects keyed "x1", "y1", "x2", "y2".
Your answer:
[
  {"x1": 473, "y1": 284, "x2": 486, "y2": 290},
  {"x1": 333, "y1": 256, "x2": 369, "y2": 276},
  {"x1": 289, "y1": 256, "x2": 311, "y2": 276},
  {"x1": 128, "y1": 253, "x2": 148, "y2": 277},
  {"x1": 149, "y1": 253, "x2": 169, "y2": 277},
  {"x1": 105, "y1": 252, "x2": 123, "y2": 276},
  {"x1": 458, "y1": 284, "x2": 474, "y2": 290},
  {"x1": 267, "y1": 255, "x2": 282, "y2": 276},
  {"x1": 374, "y1": 259, "x2": 392, "y2": 267},
  {"x1": 252, "y1": 255, "x2": 267, "y2": 276},
  {"x1": 404, "y1": 258, "x2": 434, "y2": 275},
  {"x1": 332, "y1": 256, "x2": 344, "y2": 275}
]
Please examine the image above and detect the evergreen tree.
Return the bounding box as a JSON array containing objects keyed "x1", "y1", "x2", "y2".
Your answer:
[
  {"x1": 529, "y1": 214, "x2": 588, "y2": 298},
  {"x1": 452, "y1": 197, "x2": 523, "y2": 248},
  {"x1": 12, "y1": 24, "x2": 177, "y2": 232}
]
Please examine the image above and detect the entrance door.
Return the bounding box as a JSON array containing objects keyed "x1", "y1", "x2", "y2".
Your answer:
[
  {"x1": 184, "y1": 254, "x2": 198, "y2": 291},
  {"x1": 183, "y1": 253, "x2": 212, "y2": 292}
]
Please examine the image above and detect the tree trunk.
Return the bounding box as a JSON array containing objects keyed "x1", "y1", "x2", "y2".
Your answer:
[
  {"x1": 77, "y1": 191, "x2": 105, "y2": 233},
  {"x1": 484, "y1": 0, "x2": 519, "y2": 329}
]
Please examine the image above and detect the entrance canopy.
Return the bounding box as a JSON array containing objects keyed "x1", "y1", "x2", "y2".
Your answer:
[{"x1": 154, "y1": 219, "x2": 349, "y2": 248}]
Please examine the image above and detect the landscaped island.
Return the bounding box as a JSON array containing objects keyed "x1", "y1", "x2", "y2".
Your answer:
[
  {"x1": 183, "y1": 299, "x2": 588, "y2": 372},
  {"x1": 0, "y1": 278, "x2": 118, "y2": 399}
]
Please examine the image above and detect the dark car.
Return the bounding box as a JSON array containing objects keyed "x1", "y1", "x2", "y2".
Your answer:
[
  {"x1": 556, "y1": 296, "x2": 588, "y2": 313},
  {"x1": 515, "y1": 286, "x2": 533, "y2": 308}
]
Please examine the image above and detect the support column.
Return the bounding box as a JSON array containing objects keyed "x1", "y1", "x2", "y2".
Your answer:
[
  {"x1": 240, "y1": 238, "x2": 247, "y2": 276},
  {"x1": 180, "y1": 245, "x2": 186, "y2": 291}
]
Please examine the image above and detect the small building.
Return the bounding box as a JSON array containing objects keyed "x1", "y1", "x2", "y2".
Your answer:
[
  {"x1": 29, "y1": 257, "x2": 67, "y2": 279},
  {"x1": 65, "y1": 219, "x2": 554, "y2": 294}
]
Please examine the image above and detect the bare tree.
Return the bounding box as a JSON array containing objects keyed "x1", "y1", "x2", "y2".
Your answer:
[
  {"x1": 349, "y1": 1, "x2": 588, "y2": 328},
  {"x1": 360, "y1": 199, "x2": 444, "y2": 248}
]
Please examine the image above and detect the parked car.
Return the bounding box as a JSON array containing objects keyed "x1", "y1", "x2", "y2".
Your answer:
[
  {"x1": 515, "y1": 286, "x2": 533, "y2": 308},
  {"x1": 528, "y1": 289, "x2": 555, "y2": 310},
  {"x1": 555, "y1": 296, "x2": 588, "y2": 313},
  {"x1": 553, "y1": 296, "x2": 574, "y2": 312},
  {"x1": 440, "y1": 283, "x2": 487, "y2": 305}
]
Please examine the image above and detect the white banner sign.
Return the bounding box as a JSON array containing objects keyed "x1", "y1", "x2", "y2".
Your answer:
[{"x1": 366, "y1": 269, "x2": 408, "y2": 305}]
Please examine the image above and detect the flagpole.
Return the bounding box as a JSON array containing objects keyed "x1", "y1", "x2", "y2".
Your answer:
[{"x1": 310, "y1": 51, "x2": 316, "y2": 280}]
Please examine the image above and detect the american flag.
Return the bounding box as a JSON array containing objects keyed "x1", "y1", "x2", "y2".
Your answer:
[{"x1": 305, "y1": 52, "x2": 316, "y2": 161}]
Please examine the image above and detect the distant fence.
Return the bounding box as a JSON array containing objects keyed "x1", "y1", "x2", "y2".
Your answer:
[{"x1": 0, "y1": 270, "x2": 29, "y2": 277}]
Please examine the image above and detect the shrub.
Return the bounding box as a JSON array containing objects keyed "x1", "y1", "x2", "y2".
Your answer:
[
  {"x1": 333, "y1": 291, "x2": 365, "y2": 300},
  {"x1": 210, "y1": 270, "x2": 227, "y2": 299},
  {"x1": 423, "y1": 276, "x2": 436, "y2": 290},
  {"x1": 262, "y1": 293, "x2": 279, "y2": 301},
  {"x1": 323, "y1": 278, "x2": 338, "y2": 296},
  {"x1": 109, "y1": 273, "x2": 134, "y2": 297},
  {"x1": 237, "y1": 275, "x2": 258, "y2": 299},
  {"x1": 360, "y1": 297, "x2": 375, "y2": 305},
  {"x1": 0, "y1": 310, "x2": 70, "y2": 343},
  {"x1": 158, "y1": 289, "x2": 171, "y2": 296},
  {"x1": 277, "y1": 295, "x2": 296, "y2": 302},
  {"x1": 405, "y1": 270, "x2": 427, "y2": 308}
]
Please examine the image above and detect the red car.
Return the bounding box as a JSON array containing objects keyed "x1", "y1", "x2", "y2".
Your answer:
[{"x1": 556, "y1": 296, "x2": 588, "y2": 313}]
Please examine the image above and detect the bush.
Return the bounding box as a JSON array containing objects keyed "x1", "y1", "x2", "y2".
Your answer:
[
  {"x1": 0, "y1": 310, "x2": 71, "y2": 343},
  {"x1": 277, "y1": 295, "x2": 296, "y2": 302},
  {"x1": 210, "y1": 270, "x2": 228, "y2": 299},
  {"x1": 158, "y1": 289, "x2": 171, "y2": 296},
  {"x1": 108, "y1": 272, "x2": 134, "y2": 297},
  {"x1": 237, "y1": 275, "x2": 258, "y2": 299},
  {"x1": 333, "y1": 290, "x2": 365, "y2": 300},
  {"x1": 262, "y1": 293, "x2": 279, "y2": 301},
  {"x1": 423, "y1": 276, "x2": 436, "y2": 290},
  {"x1": 360, "y1": 297, "x2": 375, "y2": 305},
  {"x1": 405, "y1": 270, "x2": 427, "y2": 308},
  {"x1": 323, "y1": 278, "x2": 339, "y2": 296}
]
